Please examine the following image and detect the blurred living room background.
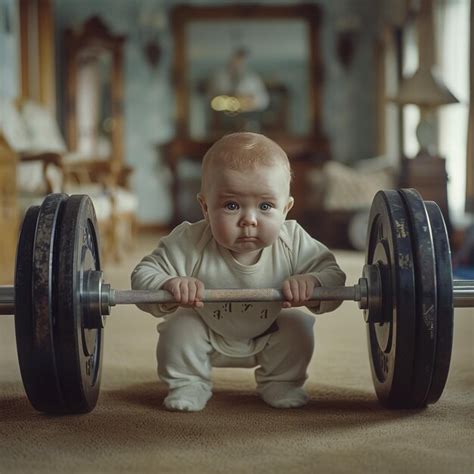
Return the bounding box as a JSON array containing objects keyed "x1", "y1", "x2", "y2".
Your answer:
[{"x1": 0, "y1": 0, "x2": 472, "y2": 283}]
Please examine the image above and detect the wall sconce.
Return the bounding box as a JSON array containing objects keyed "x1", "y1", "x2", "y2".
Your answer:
[
  {"x1": 137, "y1": 5, "x2": 166, "y2": 69},
  {"x1": 143, "y1": 40, "x2": 162, "y2": 69},
  {"x1": 335, "y1": 16, "x2": 361, "y2": 70}
]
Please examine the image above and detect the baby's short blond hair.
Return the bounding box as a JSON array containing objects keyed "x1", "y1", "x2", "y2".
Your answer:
[{"x1": 201, "y1": 132, "x2": 292, "y2": 192}]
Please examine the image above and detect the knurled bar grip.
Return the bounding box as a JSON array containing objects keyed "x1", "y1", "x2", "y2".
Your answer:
[
  {"x1": 1, "y1": 281, "x2": 473, "y2": 315},
  {"x1": 111, "y1": 286, "x2": 362, "y2": 306}
]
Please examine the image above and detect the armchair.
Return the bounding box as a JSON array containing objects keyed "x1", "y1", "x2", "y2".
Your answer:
[{"x1": 0, "y1": 97, "x2": 137, "y2": 262}]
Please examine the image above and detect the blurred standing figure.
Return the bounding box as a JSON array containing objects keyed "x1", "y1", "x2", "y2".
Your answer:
[{"x1": 209, "y1": 47, "x2": 270, "y2": 113}]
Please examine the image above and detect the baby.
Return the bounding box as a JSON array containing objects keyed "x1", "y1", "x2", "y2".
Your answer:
[{"x1": 131, "y1": 132, "x2": 346, "y2": 411}]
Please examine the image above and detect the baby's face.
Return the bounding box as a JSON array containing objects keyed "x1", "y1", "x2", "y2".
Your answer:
[{"x1": 198, "y1": 164, "x2": 294, "y2": 263}]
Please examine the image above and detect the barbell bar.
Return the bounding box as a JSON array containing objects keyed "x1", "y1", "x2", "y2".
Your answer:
[
  {"x1": 1, "y1": 276, "x2": 473, "y2": 316},
  {"x1": 0, "y1": 189, "x2": 472, "y2": 414}
]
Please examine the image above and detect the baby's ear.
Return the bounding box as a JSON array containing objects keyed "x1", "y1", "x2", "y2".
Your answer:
[
  {"x1": 284, "y1": 196, "x2": 295, "y2": 215},
  {"x1": 197, "y1": 193, "x2": 209, "y2": 220}
]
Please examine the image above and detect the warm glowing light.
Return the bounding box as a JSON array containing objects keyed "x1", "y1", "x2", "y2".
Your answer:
[{"x1": 210, "y1": 95, "x2": 242, "y2": 113}]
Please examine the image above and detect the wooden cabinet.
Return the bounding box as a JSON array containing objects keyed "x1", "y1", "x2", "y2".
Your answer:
[
  {"x1": 0, "y1": 137, "x2": 18, "y2": 284},
  {"x1": 399, "y1": 153, "x2": 452, "y2": 237}
]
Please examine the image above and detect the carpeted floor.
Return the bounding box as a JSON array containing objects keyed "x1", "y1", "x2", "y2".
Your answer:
[{"x1": 0, "y1": 234, "x2": 472, "y2": 474}]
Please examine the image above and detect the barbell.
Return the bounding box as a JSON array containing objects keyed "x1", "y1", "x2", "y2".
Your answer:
[{"x1": 0, "y1": 190, "x2": 472, "y2": 414}]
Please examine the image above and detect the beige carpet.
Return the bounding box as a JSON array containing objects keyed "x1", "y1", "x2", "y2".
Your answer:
[{"x1": 0, "y1": 234, "x2": 472, "y2": 474}]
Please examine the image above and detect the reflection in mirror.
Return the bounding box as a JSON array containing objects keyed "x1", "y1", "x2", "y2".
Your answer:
[
  {"x1": 76, "y1": 48, "x2": 113, "y2": 159},
  {"x1": 187, "y1": 20, "x2": 309, "y2": 139}
]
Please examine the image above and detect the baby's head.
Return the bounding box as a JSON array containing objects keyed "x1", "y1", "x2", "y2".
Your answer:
[
  {"x1": 200, "y1": 132, "x2": 292, "y2": 196},
  {"x1": 197, "y1": 132, "x2": 294, "y2": 264}
]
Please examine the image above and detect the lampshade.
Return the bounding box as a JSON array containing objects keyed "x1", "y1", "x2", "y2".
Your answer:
[{"x1": 391, "y1": 67, "x2": 459, "y2": 108}]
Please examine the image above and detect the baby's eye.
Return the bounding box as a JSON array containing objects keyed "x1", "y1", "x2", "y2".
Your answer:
[
  {"x1": 224, "y1": 201, "x2": 239, "y2": 211},
  {"x1": 259, "y1": 202, "x2": 273, "y2": 211}
]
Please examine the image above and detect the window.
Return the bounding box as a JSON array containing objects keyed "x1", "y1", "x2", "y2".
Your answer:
[
  {"x1": 402, "y1": 0, "x2": 470, "y2": 226},
  {"x1": 435, "y1": 0, "x2": 470, "y2": 225}
]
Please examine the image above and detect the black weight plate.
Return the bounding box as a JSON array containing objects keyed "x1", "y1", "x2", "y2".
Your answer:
[
  {"x1": 366, "y1": 190, "x2": 417, "y2": 408},
  {"x1": 15, "y1": 195, "x2": 69, "y2": 413},
  {"x1": 14, "y1": 206, "x2": 49, "y2": 411},
  {"x1": 399, "y1": 188, "x2": 437, "y2": 408},
  {"x1": 55, "y1": 194, "x2": 103, "y2": 413},
  {"x1": 425, "y1": 201, "x2": 453, "y2": 404}
]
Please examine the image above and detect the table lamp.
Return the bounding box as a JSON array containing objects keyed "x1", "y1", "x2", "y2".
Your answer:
[
  {"x1": 394, "y1": 66, "x2": 458, "y2": 156},
  {"x1": 391, "y1": 0, "x2": 458, "y2": 157}
]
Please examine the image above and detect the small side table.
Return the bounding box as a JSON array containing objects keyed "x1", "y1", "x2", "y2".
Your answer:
[{"x1": 398, "y1": 152, "x2": 452, "y2": 238}]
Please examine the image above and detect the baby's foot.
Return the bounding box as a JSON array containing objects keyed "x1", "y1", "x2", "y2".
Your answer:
[
  {"x1": 260, "y1": 383, "x2": 309, "y2": 408},
  {"x1": 164, "y1": 384, "x2": 212, "y2": 412}
]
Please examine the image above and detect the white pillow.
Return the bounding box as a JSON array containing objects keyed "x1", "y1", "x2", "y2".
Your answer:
[
  {"x1": 0, "y1": 96, "x2": 31, "y2": 152},
  {"x1": 17, "y1": 162, "x2": 49, "y2": 195},
  {"x1": 21, "y1": 100, "x2": 66, "y2": 153},
  {"x1": 319, "y1": 161, "x2": 395, "y2": 211}
]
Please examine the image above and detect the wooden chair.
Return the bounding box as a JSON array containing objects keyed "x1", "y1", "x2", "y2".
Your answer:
[{"x1": 1, "y1": 97, "x2": 138, "y2": 262}]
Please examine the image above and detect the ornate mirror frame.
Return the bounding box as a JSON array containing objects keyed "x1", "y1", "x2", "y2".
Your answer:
[{"x1": 171, "y1": 3, "x2": 326, "y2": 141}]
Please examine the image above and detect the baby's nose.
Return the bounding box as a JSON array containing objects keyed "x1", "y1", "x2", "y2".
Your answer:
[{"x1": 240, "y1": 210, "x2": 258, "y2": 226}]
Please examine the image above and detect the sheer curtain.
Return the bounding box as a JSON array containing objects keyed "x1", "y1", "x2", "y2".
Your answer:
[
  {"x1": 435, "y1": 0, "x2": 470, "y2": 226},
  {"x1": 401, "y1": 21, "x2": 420, "y2": 159},
  {"x1": 468, "y1": 0, "x2": 474, "y2": 213},
  {"x1": 401, "y1": 0, "x2": 470, "y2": 226}
]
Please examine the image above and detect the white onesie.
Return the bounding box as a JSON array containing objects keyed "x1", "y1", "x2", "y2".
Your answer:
[
  {"x1": 131, "y1": 219, "x2": 346, "y2": 357},
  {"x1": 132, "y1": 219, "x2": 346, "y2": 410}
]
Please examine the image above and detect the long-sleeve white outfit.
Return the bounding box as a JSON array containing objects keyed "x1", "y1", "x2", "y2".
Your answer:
[{"x1": 131, "y1": 219, "x2": 346, "y2": 396}]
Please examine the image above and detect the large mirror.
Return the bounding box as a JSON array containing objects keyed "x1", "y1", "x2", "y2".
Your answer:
[
  {"x1": 64, "y1": 16, "x2": 126, "y2": 167},
  {"x1": 171, "y1": 4, "x2": 325, "y2": 141}
]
